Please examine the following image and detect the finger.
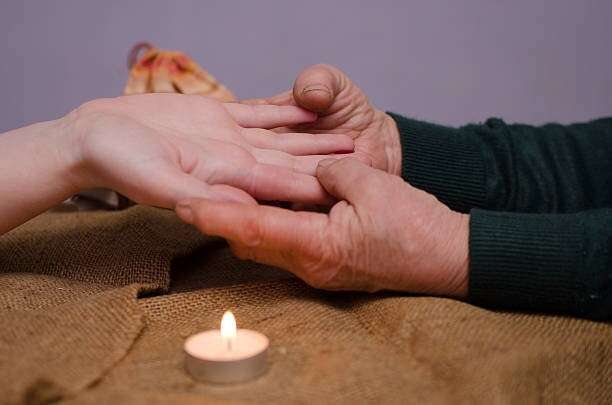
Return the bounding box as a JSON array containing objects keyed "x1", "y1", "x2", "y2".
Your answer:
[
  {"x1": 316, "y1": 157, "x2": 383, "y2": 204},
  {"x1": 155, "y1": 169, "x2": 256, "y2": 206},
  {"x1": 242, "y1": 128, "x2": 354, "y2": 155},
  {"x1": 179, "y1": 199, "x2": 326, "y2": 258},
  {"x1": 252, "y1": 149, "x2": 358, "y2": 176},
  {"x1": 205, "y1": 184, "x2": 257, "y2": 205},
  {"x1": 121, "y1": 164, "x2": 256, "y2": 208},
  {"x1": 233, "y1": 163, "x2": 335, "y2": 205},
  {"x1": 293, "y1": 64, "x2": 343, "y2": 113},
  {"x1": 181, "y1": 141, "x2": 333, "y2": 204},
  {"x1": 223, "y1": 103, "x2": 316, "y2": 129},
  {"x1": 240, "y1": 90, "x2": 294, "y2": 106}
]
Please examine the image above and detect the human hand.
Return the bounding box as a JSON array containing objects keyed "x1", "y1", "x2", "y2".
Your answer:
[
  {"x1": 61, "y1": 93, "x2": 355, "y2": 208},
  {"x1": 244, "y1": 64, "x2": 402, "y2": 176},
  {"x1": 176, "y1": 158, "x2": 469, "y2": 297}
]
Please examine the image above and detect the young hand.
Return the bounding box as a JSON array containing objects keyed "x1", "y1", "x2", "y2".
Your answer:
[{"x1": 64, "y1": 93, "x2": 355, "y2": 207}]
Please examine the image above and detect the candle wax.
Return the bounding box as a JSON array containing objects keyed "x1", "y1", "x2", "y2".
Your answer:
[
  {"x1": 184, "y1": 329, "x2": 269, "y2": 383},
  {"x1": 185, "y1": 329, "x2": 268, "y2": 361}
]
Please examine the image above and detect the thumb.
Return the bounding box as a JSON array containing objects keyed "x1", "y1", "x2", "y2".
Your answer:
[
  {"x1": 293, "y1": 64, "x2": 344, "y2": 113},
  {"x1": 316, "y1": 157, "x2": 379, "y2": 204}
]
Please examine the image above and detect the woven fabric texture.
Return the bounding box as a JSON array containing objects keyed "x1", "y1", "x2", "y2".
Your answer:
[{"x1": 1, "y1": 206, "x2": 610, "y2": 404}]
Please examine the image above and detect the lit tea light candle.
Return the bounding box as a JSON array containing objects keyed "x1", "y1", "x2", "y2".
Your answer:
[{"x1": 184, "y1": 311, "x2": 269, "y2": 383}]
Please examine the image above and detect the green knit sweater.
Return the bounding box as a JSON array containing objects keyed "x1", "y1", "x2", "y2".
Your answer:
[{"x1": 388, "y1": 113, "x2": 612, "y2": 320}]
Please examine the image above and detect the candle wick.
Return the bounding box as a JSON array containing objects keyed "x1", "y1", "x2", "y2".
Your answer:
[{"x1": 227, "y1": 337, "x2": 232, "y2": 352}]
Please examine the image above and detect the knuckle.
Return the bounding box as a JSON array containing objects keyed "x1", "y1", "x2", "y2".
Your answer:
[
  {"x1": 229, "y1": 243, "x2": 252, "y2": 261},
  {"x1": 241, "y1": 213, "x2": 263, "y2": 248},
  {"x1": 244, "y1": 164, "x2": 263, "y2": 197}
]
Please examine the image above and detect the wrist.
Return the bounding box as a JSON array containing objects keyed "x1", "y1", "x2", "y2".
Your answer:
[
  {"x1": 445, "y1": 212, "x2": 470, "y2": 298},
  {"x1": 53, "y1": 107, "x2": 96, "y2": 192}
]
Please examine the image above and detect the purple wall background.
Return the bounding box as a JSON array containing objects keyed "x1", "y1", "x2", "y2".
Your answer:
[{"x1": 1, "y1": 0, "x2": 611, "y2": 132}]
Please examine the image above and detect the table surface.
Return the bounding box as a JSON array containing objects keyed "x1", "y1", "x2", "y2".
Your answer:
[{"x1": 1, "y1": 206, "x2": 611, "y2": 404}]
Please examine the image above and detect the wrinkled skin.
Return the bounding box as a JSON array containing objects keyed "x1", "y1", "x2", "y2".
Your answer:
[
  {"x1": 64, "y1": 93, "x2": 356, "y2": 208},
  {"x1": 176, "y1": 158, "x2": 469, "y2": 297},
  {"x1": 243, "y1": 64, "x2": 403, "y2": 176}
]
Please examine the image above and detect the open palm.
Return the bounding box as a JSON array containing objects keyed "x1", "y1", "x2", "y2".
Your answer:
[{"x1": 70, "y1": 93, "x2": 354, "y2": 208}]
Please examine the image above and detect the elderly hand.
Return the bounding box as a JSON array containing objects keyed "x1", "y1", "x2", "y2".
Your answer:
[
  {"x1": 244, "y1": 64, "x2": 402, "y2": 176},
  {"x1": 64, "y1": 93, "x2": 355, "y2": 207},
  {"x1": 175, "y1": 158, "x2": 469, "y2": 297}
]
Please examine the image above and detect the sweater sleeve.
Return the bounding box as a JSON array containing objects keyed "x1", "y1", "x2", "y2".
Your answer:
[
  {"x1": 469, "y1": 208, "x2": 612, "y2": 319},
  {"x1": 387, "y1": 113, "x2": 612, "y2": 214},
  {"x1": 387, "y1": 113, "x2": 612, "y2": 319}
]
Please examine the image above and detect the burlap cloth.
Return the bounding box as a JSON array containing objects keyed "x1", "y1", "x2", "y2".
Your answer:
[{"x1": 1, "y1": 207, "x2": 610, "y2": 404}]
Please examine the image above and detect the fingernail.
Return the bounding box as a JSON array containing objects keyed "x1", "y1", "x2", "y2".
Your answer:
[
  {"x1": 175, "y1": 201, "x2": 194, "y2": 224},
  {"x1": 318, "y1": 158, "x2": 336, "y2": 168},
  {"x1": 302, "y1": 84, "x2": 331, "y2": 96}
]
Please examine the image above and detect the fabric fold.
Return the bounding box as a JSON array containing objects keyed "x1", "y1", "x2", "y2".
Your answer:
[{"x1": 0, "y1": 207, "x2": 205, "y2": 403}]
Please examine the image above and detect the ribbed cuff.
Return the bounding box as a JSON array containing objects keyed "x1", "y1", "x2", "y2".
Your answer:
[
  {"x1": 387, "y1": 112, "x2": 486, "y2": 213},
  {"x1": 468, "y1": 209, "x2": 584, "y2": 316}
]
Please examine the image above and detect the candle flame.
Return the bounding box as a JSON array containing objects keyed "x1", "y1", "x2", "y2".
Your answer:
[{"x1": 220, "y1": 310, "x2": 237, "y2": 339}]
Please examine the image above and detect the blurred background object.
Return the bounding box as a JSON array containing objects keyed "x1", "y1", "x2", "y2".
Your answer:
[
  {"x1": 1, "y1": 0, "x2": 611, "y2": 133},
  {"x1": 123, "y1": 42, "x2": 235, "y2": 100}
]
